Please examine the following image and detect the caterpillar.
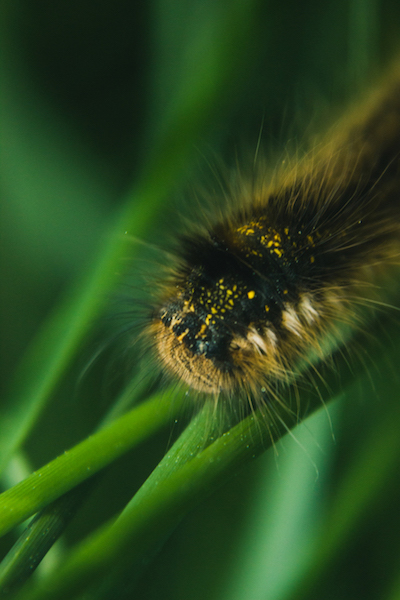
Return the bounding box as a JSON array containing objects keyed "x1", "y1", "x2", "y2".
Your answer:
[{"x1": 145, "y1": 67, "x2": 400, "y2": 410}]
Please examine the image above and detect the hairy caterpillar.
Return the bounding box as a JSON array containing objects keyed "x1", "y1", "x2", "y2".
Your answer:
[{"x1": 145, "y1": 68, "x2": 400, "y2": 411}]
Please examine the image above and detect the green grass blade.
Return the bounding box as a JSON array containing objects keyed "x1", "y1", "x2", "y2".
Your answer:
[{"x1": 0, "y1": 388, "x2": 184, "y2": 539}]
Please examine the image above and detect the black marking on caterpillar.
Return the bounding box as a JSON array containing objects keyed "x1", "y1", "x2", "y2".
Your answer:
[{"x1": 145, "y1": 67, "x2": 400, "y2": 409}]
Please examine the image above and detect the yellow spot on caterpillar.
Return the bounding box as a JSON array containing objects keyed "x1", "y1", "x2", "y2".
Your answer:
[
  {"x1": 236, "y1": 224, "x2": 258, "y2": 236},
  {"x1": 198, "y1": 324, "x2": 207, "y2": 336},
  {"x1": 310, "y1": 255, "x2": 315, "y2": 263},
  {"x1": 265, "y1": 305, "x2": 270, "y2": 312},
  {"x1": 176, "y1": 329, "x2": 189, "y2": 342},
  {"x1": 247, "y1": 290, "x2": 255, "y2": 299},
  {"x1": 183, "y1": 300, "x2": 195, "y2": 312}
]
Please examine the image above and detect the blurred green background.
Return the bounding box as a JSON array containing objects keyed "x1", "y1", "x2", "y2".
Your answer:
[{"x1": 2, "y1": 0, "x2": 400, "y2": 599}]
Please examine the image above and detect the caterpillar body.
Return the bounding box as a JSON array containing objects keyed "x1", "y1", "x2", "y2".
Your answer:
[{"x1": 147, "y1": 70, "x2": 400, "y2": 405}]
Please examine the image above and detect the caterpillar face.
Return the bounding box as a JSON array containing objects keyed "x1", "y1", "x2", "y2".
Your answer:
[
  {"x1": 148, "y1": 70, "x2": 400, "y2": 400},
  {"x1": 151, "y1": 213, "x2": 333, "y2": 395}
]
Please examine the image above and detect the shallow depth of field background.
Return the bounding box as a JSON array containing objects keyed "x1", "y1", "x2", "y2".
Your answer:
[{"x1": 2, "y1": 1, "x2": 400, "y2": 599}]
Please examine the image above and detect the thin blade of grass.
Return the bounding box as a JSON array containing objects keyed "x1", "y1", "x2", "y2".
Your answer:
[{"x1": 0, "y1": 388, "x2": 185, "y2": 539}]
